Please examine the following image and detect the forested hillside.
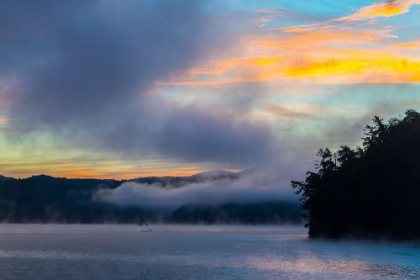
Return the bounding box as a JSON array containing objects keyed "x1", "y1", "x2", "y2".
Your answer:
[
  {"x1": 0, "y1": 170, "x2": 300, "y2": 224},
  {"x1": 292, "y1": 110, "x2": 420, "y2": 239}
]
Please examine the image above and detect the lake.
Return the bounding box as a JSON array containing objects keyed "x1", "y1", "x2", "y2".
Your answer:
[{"x1": 0, "y1": 224, "x2": 419, "y2": 279}]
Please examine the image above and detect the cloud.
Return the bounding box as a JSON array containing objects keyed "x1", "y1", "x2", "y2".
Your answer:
[
  {"x1": 6, "y1": 0, "x2": 214, "y2": 121},
  {"x1": 394, "y1": 41, "x2": 420, "y2": 49},
  {"x1": 261, "y1": 104, "x2": 318, "y2": 120},
  {"x1": 160, "y1": 22, "x2": 419, "y2": 86},
  {"x1": 335, "y1": 0, "x2": 420, "y2": 21},
  {"x1": 2, "y1": 0, "x2": 417, "y2": 179},
  {"x1": 281, "y1": 26, "x2": 317, "y2": 33},
  {"x1": 95, "y1": 167, "x2": 299, "y2": 210},
  {"x1": 150, "y1": 106, "x2": 273, "y2": 165},
  {"x1": 283, "y1": 57, "x2": 420, "y2": 82},
  {"x1": 254, "y1": 9, "x2": 289, "y2": 13},
  {"x1": 149, "y1": 1, "x2": 420, "y2": 87},
  {"x1": 401, "y1": 100, "x2": 420, "y2": 106},
  {"x1": 0, "y1": 0, "x2": 277, "y2": 166}
]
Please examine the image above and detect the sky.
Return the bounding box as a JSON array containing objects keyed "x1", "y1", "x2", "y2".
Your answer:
[{"x1": 0, "y1": 0, "x2": 419, "y2": 179}]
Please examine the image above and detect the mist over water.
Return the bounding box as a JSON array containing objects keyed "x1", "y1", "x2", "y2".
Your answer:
[
  {"x1": 95, "y1": 168, "x2": 298, "y2": 210},
  {"x1": 0, "y1": 224, "x2": 419, "y2": 280}
]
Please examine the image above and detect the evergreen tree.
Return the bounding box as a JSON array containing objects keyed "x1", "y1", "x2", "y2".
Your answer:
[{"x1": 292, "y1": 109, "x2": 420, "y2": 239}]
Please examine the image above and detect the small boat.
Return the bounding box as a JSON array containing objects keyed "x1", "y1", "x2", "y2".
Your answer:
[{"x1": 142, "y1": 229, "x2": 153, "y2": 232}]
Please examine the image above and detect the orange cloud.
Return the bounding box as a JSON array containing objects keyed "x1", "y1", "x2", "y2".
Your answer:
[
  {"x1": 252, "y1": 32, "x2": 372, "y2": 49},
  {"x1": 162, "y1": 35, "x2": 420, "y2": 85},
  {"x1": 0, "y1": 160, "x2": 206, "y2": 179},
  {"x1": 163, "y1": 50, "x2": 420, "y2": 85},
  {"x1": 157, "y1": 9, "x2": 420, "y2": 87},
  {"x1": 336, "y1": 0, "x2": 420, "y2": 21},
  {"x1": 281, "y1": 26, "x2": 315, "y2": 33},
  {"x1": 58, "y1": 166, "x2": 206, "y2": 180},
  {"x1": 0, "y1": 118, "x2": 13, "y2": 124},
  {"x1": 284, "y1": 57, "x2": 420, "y2": 82},
  {"x1": 278, "y1": 24, "x2": 335, "y2": 33},
  {"x1": 393, "y1": 41, "x2": 420, "y2": 49},
  {"x1": 158, "y1": 57, "x2": 284, "y2": 86}
]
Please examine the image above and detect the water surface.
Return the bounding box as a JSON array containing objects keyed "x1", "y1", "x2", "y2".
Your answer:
[{"x1": 0, "y1": 224, "x2": 419, "y2": 279}]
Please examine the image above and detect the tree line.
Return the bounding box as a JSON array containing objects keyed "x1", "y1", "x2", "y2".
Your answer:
[
  {"x1": 292, "y1": 109, "x2": 420, "y2": 239},
  {"x1": 0, "y1": 172, "x2": 301, "y2": 224}
]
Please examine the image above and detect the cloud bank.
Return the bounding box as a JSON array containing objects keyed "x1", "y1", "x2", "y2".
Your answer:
[
  {"x1": 95, "y1": 168, "x2": 298, "y2": 211},
  {"x1": 1, "y1": 0, "x2": 274, "y2": 166},
  {"x1": 1, "y1": 0, "x2": 418, "y2": 179}
]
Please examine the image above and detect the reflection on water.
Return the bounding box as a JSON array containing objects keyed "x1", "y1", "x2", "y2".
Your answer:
[
  {"x1": 0, "y1": 224, "x2": 419, "y2": 279},
  {"x1": 248, "y1": 258, "x2": 420, "y2": 279}
]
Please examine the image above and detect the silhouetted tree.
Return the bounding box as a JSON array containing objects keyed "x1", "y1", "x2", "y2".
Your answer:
[{"x1": 293, "y1": 109, "x2": 420, "y2": 239}]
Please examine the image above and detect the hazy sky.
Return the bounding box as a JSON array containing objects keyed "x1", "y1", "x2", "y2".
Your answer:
[{"x1": 0, "y1": 0, "x2": 419, "y2": 179}]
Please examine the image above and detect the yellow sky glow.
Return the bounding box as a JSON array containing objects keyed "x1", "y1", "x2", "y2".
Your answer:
[
  {"x1": 0, "y1": 161, "x2": 209, "y2": 180},
  {"x1": 160, "y1": 22, "x2": 420, "y2": 86}
]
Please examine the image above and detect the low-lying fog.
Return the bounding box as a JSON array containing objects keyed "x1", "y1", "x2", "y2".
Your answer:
[{"x1": 95, "y1": 167, "x2": 298, "y2": 210}]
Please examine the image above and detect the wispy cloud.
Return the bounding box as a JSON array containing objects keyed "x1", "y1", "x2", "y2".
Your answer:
[
  {"x1": 157, "y1": 1, "x2": 420, "y2": 87},
  {"x1": 261, "y1": 104, "x2": 318, "y2": 120},
  {"x1": 400, "y1": 100, "x2": 420, "y2": 106},
  {"x1": 335, "y1": 0, "x2": 420, "y2": 21},
  {"x1": 162, "y1": 29, "x2": 420, "y2": 85},
  {"x1": 280, "y1": 24, "x2": 319, "y2": 33},
  {"x1": 254, "y1": 9, "x2": 289, "y2": 13},
  {"x1": 283, "y1": 56, "x2": 420, "y2": 82}
]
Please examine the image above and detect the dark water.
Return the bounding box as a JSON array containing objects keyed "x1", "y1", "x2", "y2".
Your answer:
[{"x1": 0, "y1": 225, "x2": 419, "y2": 279}]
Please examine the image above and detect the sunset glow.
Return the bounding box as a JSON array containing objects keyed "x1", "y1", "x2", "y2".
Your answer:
[{"x1": 0, "y1": 0, "x2": 419, "y2": 179}]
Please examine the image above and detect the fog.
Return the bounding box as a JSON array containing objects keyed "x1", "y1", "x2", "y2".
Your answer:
[{"x1": 95, "y1": 167, "x2": 298, "y2": 211}]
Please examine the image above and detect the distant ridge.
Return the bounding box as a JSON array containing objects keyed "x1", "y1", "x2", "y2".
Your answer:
[
  {"x1": 0, "y1": 168, "x2": 301, "y2": 224},
  {"x1": 129, "y1": 169, "x2": 241, "y2": 188},
  {"x1": 3, "y1": 169, "x2": 240, "y2": 182},
  {"x1": 192, "y1": 169, "x2": 236, "y2": 177},
  {"x1": 190, "y1": 169, "x2": 239, "y2": 180}
]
